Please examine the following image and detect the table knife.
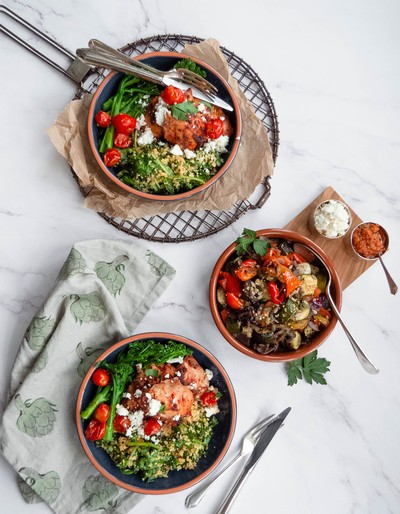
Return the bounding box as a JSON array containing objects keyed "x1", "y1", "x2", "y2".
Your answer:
[{"x1": 215, "y1": 406, "x2": 291, "y2": 514}]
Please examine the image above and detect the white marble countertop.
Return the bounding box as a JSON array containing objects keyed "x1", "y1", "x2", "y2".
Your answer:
[{"x1": 1, "y1": 1, "x2": 400, "y2": 513}]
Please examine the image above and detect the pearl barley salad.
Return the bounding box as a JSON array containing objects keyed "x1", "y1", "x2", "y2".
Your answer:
[
  {"x1": 80, "y1": 340, "x2": 221, "y2": 481},
  {"x1": 94, "y1": 59, "x2": 233, "y2": 195}
]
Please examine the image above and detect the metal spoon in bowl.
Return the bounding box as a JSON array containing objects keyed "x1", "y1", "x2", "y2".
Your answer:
[
  {"x1": 294, "y1": 243, "x2": 379, "y2": 375},
  {"x1": 378, "y1": 255, "x2": 398, "y2": 295}
]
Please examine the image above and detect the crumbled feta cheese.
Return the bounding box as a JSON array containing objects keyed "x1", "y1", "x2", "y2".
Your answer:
[
  {"x1": 205, "y1": 405, "x2": 219, "y2": 417},
  {"x1": 137, "y1": 127, "x2": 155, "y2": 146},
  {"x1": 184, "y1": 148, "x2": 196, "y2": 159},
  {"x1": 197, "y1": 103, "x2": 206, "y2": 112},
  {"x1": 176, "y1": 370, "x2": 182, "y2": 377},
  {"x1": 136, "y1": 114, "x2": 147, "y2": 130},
  {"x1": 116, "y1": 404, "x2": 129, "y2": 417},
  {"x1": 205, "y1": 369, "x2": 213, "y2": 381},
  {"x1": 145, "y1": 392, "x2": 152, "y2": 400},
  {"x1": 167, "y1": 356, "x2": 184, "y2": 364},
  {"x1": 170, "y1": 144, "x2": 183, "y2": 156},
  {"x1": 122, "y1": 392, "x2": 132, "y2": 399},
  {"x1": 134, "y1": 389, "x2": 142, "y2": 398},
  {"x1": 204, "y1": 135, "x2": 229, "y2": 154},
  {"x1": 154, "y1": 98, "x2": 169, "y2": 125},
  {"x1": 126, "y1": 410, "x2": 144, "y2": 437},
  {"x1": 164, "y1": 374, "x2": 170, "y2": 378},
  {"x1": 148, "y1": 398, "x2": 162, "y2": 416},
  {"x1": 172, "y1": 414, "x2": 181, "y2": 421},
  {"x1": 313, "y1": 199, "x2": 351, "y2": 238}
]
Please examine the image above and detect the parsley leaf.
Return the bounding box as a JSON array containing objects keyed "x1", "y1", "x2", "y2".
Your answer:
[
  {"x1": 287, "y1": 350, "x2": 331, "y2": 386},
  {"x1": 171, "y1": 101, "x2": 198, "y2": 120},
  {"x1": 235, "y1": 228, "x2": 269, "y2": 256}
]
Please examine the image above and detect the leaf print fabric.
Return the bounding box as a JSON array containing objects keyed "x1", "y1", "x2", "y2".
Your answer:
[{"x1": 0, "y1": 239, "x2": 175, "y2": 514}]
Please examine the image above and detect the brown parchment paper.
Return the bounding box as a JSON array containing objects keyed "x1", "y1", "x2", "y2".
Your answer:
[{"x1": 47, "y1": 38, "x2": 274, "y2": 219}]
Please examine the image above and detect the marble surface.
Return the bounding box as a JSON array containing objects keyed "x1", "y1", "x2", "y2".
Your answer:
[{"x1": 1, "y1": 0, "x2": 400, "y2": 513}]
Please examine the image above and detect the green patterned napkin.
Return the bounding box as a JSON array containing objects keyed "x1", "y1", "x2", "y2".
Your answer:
[{"x1": 0, "y1": 239, "x2": 175, "y2": 513}]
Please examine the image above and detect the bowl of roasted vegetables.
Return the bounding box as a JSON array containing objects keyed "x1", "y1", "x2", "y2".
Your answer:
[
  {"x1": 88, "y1": 53, "x2": 241, "y2": 201},
  {"x1": 76, "y1": 333, "x2": 236, "y2": 494},
  {"x1": 210, "y1": 229, "x2": 342, "y2": 362}
]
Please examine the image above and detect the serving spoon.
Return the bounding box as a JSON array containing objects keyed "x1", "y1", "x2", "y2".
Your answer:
[{"x1": 294, "y1": 243, "x2": 379, "y2": 375}]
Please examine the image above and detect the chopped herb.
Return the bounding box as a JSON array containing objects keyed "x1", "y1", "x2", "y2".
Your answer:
[
  {"x1": 145, "y1": 368, "x2": 159, "y2": 377},
  {"x1": 235, "y1": 228, "x2": 270, "y2": 256},
  {"x1": 287, "y1": 350, "x2": 331, "y2": 386},
  {"x1": 171, "y1": 101, "x2": 198, "y2": 120}
]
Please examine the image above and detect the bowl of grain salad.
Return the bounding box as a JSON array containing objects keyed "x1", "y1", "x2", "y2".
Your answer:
[
  {"x1": 88, "y1": 52, "x2": 241, "y2": 202},
  {"x1": 76, "y1": 332, "x2": 236, "y2": 494}
]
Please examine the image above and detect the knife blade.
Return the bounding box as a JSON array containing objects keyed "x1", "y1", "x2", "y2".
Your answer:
[
  {"x1": 215, "y1": 407, "x2": 291, "y2": 514},
  {"x1": 163, "y1": 76, "x2": 234, "y2": 112}
]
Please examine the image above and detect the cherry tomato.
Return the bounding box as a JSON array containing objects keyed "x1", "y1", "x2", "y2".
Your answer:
[
  {"x1": 92, "y1": 368, "x2": 110, "y2": 387},
  {"x1": 218, "y1": 271, "x2": 242, "y2": 296},
  {"x1": 143, "y1": 418, "x2": 162, "y2": 437},
  {"x1": 114, "y1": 133, "x2": 132, "y2": 148},
  {"x1": 103, "y1": 148, "x2": 121, "y2": 167},
  {"x1": 93, "y1": 403, "x2": 110, "y2": 423},
  {"x1": 200, "y1": 391, "x2": 217, "y2": 407},
  {"x1": 94, "y1": 110, "x2": 111, "y2": 128},
  {"x1": 111, "y1": 113, "x2": 137, "y2": 135},
  {"x1": 226, "y1": 292, "x2": 245, "y2": 310},
  {"x1": 205, "y1": 118, "x2": 224, "y2": 140},
  {"x1": 113, "y1": 415, "x2": 131, "y2": 434},
  {"x1": 84, "y1": 419, "x2": 106, "y2": 441},
  {"x1": 161, "y1": 85, "x2": 185, "y2": 105}
]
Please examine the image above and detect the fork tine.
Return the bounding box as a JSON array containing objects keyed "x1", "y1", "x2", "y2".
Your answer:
[{"x1": 179, "y1": 70, "x2": 219, "y2": 93}]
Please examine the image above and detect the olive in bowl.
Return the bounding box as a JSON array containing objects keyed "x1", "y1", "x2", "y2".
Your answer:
[{"x1": 209, "y1": 229, "x2": 342, "y2": 362}]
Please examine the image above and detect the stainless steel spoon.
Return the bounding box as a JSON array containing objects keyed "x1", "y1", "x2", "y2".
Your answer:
[
  {"x1": 378, "y1": 255, "x2": 398, "y2": 295},
  {"x1": 294, "y1": 243, "x2": 379, "y2": 375}
]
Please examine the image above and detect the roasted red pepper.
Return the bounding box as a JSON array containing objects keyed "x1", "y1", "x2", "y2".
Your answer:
[
  {"x1": 234, "y1": 260, "x2": 258, "y2": 282},
  {"x1": 280, "y1": 270, "x2": 301, "y2": 297},
  {"x1": 289, "y1": 252, "x2": 307, "y2": 264},
  {"x1": 218, "y1": 271, "x2": 242, "y2": 296},
  {"x1": 267, "y1": 282, "x2": 284, "y2": 305},
  {"x1": 226, "y1": 292, "x2": 245, "y2": 310}
]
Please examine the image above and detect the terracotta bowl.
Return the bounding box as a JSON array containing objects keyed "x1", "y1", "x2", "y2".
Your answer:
[
  {"x1": 209, "y1": 229, "x2": 342, "y2": 362},
  {"x1": 76, "y1": 332, "x2": 236, "y2": 494},
  {"x1": 88, "y1": 51, "x2": 242, "y2": 202}
]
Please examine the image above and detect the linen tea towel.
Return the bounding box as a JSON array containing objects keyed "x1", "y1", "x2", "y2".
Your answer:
[{"x1": 0, "y1": 239, "x2": 175, "y2": 513}]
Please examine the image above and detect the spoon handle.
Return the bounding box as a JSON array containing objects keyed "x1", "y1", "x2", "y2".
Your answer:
[
  {"x1": 379, "y1": 256, "x2": 398, "y2": 295},
  {"x1": 326, "y1": 291, "x2": 379, "y2": 374}
]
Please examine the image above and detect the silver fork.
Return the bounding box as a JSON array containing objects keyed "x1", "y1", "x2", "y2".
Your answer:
[
  {"x1": 83, "y1": 39, "x2": 218, "y2": 97},
  {"x1": 185, "y1": 414, "x2": 275, "y2": 509}
]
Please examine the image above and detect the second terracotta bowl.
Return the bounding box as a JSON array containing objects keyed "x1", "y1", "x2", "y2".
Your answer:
[{"x1": 209, "y1": 229, "x2": 342, "y2": 362}]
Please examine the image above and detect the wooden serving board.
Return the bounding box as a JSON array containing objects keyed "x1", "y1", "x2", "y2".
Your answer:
[{"x1": 283, "y1": 186, "x2": 374, "y2": 290}]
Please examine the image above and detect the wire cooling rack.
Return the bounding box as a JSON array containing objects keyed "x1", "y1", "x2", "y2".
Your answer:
[
  {"x1": 0, "y1": 10, "x2": 279, "y2": 242},
  {"x1": 73, "y1": 35, "x2": 279, "y2": 243}
]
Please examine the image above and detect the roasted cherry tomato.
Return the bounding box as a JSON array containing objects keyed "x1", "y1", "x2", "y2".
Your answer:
[
  {"x1": 226, "y1": 292, "x2": 245, "y2": 310},
  {"x1": 200, "y1": 391, "x2": 217, "y2": 407},
  {"x1": 143, "y1": 418, "x2": 162, "y2": 437},
  {"x1": 91, "y1": 368, "x2": 110, "y2": 387},
  {"x1": 113, "y1": 415, "x2": 131, "y2": 434},
  {"x1": 289, "y1": 252, "x2": 307, "y2": 264},
  {"x1": 205, "y1": 118, "x2": 224, "y2": 140},
  {"x1": 84, "y1": 419, "x2": 106, "y2": 441},
  {"x1": 161, "y1": 85, "x2": 185, "y2": 105},
  {"x1": 95, "y1": 110, "x2": 111, "y2": 128},
  {"x1": 218, "y1": 271, "x2": 242, "y2": 296},
  {"x1": 111, "y1": 113, "x2": 137, "y2": 135},
  {"x1": 103, "y1": 148, "x2": 121, "y2": 167},
  {"x1": 114, "y1": 132, "x2": 132, "y2": 148},
  {"x1": 93, "y1": 403, "x2": 110, "y2": 423}
]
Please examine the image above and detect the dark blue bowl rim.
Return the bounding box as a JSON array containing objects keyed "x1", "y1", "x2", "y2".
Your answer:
[
  {"x1": 87, "y1": 51, "x2": 242, "y2": 202},
  {"x1": 76, "y1": 332, "x2": 237, "y2": 494}
]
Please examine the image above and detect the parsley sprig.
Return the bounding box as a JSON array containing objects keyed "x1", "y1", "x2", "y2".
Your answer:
[
  {"x1": 235, "y1": 228, "x2": 269, "y2": 256},
  {"x1": 287, "y1": 350, "x2": 331, "y2": 386}
]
